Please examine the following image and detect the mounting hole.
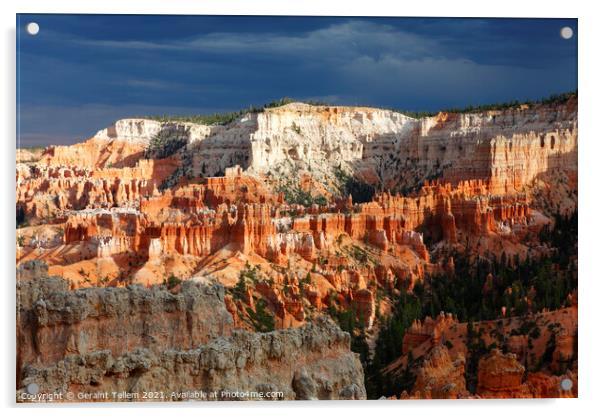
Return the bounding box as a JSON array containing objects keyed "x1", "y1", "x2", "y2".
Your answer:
[
  {"x1": 26, "y1": 383, "x2": 40, "y2": 395},
  {"x1": 560, "y1": 26, "x2": 573, "y2": 40},
  {"x1": 26, "y1": 22, "x2": 39, "y2": 36},
  {"x1": 560, "y1": 378, "x2": 573, "y2": 391}
]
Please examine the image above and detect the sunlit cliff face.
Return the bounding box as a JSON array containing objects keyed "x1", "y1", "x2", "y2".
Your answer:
[{"x1": 16, "y1": 97, "x2": 577, "y2": 401}]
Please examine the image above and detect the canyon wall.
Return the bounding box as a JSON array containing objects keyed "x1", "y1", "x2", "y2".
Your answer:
[
  {"x1": 59, "y1": 177, "x2": 531, "y2": 265},
  {"x1": 17, "y1": 261, "x2": 234, "y2": 368},
  {"x1": 185, "y1": 99, "x2": 577, "y2": 193},
  {"x1": 15, "y1": 98, "x2": 578, "y2": 401},
  {"x1": 19, "y1": 99, "x2": 577, "y2": 226},
  {"x1": 28, "y1": 99, "x2": 577, "y2": 196},
  {"x1": 16, "y1": 261, "x2": 365, "y2": 401}
]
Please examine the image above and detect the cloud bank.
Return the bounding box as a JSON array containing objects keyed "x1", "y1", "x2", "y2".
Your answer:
[{"x1": 17, "y1": 16, "x2": 577, "y2": 145}]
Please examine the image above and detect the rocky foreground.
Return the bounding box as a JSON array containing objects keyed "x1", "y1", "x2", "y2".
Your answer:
[
  {"x1": 17, "y1": 261, "x2": 365, "y2": 401},
  {"x1": 16, "y1": 96, "x2": 577, "y2": 400}
]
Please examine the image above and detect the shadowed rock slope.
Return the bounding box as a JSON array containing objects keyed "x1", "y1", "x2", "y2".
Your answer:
[{"x1": 17, "y1": 261, "x2": 365, "y2": 401}]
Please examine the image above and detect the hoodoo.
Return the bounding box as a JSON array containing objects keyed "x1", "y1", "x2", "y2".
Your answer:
[{"x1": 16, "y1": 96, "x2": 578, "y2": 401}]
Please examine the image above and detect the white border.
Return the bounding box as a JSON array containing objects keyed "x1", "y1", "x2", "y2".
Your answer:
[
  {"x1": 2, "y1": 1, "x2": 601, "y2": 415},
  {"x1": 3, "y1": 0, "x2": 583, "y2": 17}
]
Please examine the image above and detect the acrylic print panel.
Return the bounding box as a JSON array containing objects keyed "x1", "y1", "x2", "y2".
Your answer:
[{"x1": 15, "y1": 14, "x2": 577, "y2": 402}]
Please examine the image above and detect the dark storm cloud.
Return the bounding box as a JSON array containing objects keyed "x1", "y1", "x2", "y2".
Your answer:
[{"x1": 16, "y1": 15, "x2": 577, "y2": 146}]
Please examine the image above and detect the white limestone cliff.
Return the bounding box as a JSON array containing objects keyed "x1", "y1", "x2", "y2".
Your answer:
[{"x1": 90, "y1": 99, "x2": 577, "y2": 194}]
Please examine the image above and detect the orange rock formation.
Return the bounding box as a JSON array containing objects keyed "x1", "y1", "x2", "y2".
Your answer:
[{"x1": 15, "y1": 98, "x2": 578, "y2": 400}]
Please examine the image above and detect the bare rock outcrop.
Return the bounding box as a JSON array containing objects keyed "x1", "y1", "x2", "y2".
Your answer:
[
  {"x1": 22, "y1": 99, "x2": 577, "y2": 215},
  {"x1": 16, "y1": 262, "x2": 365, "y2": 402},
  {"x1": 185, "y1": 99, "x2": 577, "y2": 193},
  {"x1": 17, "y1": 316, "x2": 365, "y2": 402},
  {"x1": 412, "y1": 346, "x2": 469, "y2": 399},
  {"x1": 476, "y1": 349, "x2": 577, "y2": 398},
  {"x1": 15, "y1": 98, "x2": 578, "y2": 401},
  {"x1": 17, "y1": 262, "x2": 234, "y2": 368},
  {"x1": 476, "y1": 349, "x2": 530, "y2": 398}
]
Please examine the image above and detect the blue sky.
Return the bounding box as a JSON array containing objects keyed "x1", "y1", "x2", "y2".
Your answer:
[{"x1": 16, "y1": 15, "x2": 577, "y2": 146}]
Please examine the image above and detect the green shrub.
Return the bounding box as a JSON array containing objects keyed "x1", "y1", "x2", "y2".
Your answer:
[
  {"x1": 276, "y1": 180, "x2": 328, "y2": 207},
  {"x1": 165, "y1": 274, "x2": 182, "y2": 289},
  {"x1": 16, "y1": 205, "x2": 27, "y2": 227},
  {"x1": 247, "y1": 299, "x2": 275, "y2": 332},
  {"x1": 334, "y1": 167, "x2": 375, "y2": 203},
  {"x1": 530, "y1": 326, "x2": 542, "y2": 339},
  {"x1": 233, "y1": 273, "x2": 248, "y2": 300},
  {"x1": 145, "y1": 126, "x2": 190, "y2": 159}
]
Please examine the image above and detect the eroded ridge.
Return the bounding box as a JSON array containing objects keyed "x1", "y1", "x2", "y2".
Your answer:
[{"x1": 16, "y1": 97, "x2": 577, "y2": 400}]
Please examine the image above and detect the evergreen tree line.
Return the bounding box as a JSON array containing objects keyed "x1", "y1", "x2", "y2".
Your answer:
[
  {"x1": 141, "y1": 91, "x2": 576, "y2": 127},
  {"x1": 143, "y1": 97, "x2": 331, "y2": 126},
  {"x1": 360, "y1": 211, "x2": 577, "y2": 398},
  {"x1": 395, "y1": 91, "x2": 577, "y2": 119}
]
